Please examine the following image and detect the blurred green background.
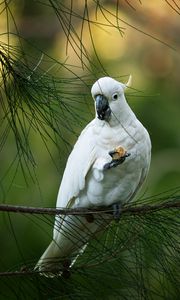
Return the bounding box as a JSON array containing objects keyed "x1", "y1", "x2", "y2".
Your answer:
[{"x1": 0, "y1": 0, "x2": 179, "y2": 298}]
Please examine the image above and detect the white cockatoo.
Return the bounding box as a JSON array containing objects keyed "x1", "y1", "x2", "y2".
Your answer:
[{"x1": 35, "y1": 76, "x2": 151, "y2": 277}]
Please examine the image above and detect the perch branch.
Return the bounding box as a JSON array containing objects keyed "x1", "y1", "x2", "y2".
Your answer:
[
  {"x1": 0, "y1": 200, "x2": 179, "y2": 216},
  {"x1": 0, "y1": 200, "x2": 179, "y2": 277}
]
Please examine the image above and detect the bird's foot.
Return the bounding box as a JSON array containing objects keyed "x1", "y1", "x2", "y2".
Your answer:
[
  {"x1": 112, "y1": 203, "x2": 121, "y2": 221},
  {"x1": 62, "y1": 259, "x2": 71, "y2": 279},
  {"x1": 104, "y1": 146, "x2": 130, "y2": 170}
]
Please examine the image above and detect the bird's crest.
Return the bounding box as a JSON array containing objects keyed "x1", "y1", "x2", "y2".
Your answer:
[{"x1": 124, "y1": 74, "x2": 132, "y2": 90}]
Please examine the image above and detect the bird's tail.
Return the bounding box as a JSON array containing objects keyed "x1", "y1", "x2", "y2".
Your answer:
[
  {"x1": 35, "y1": 239, "x2": 74, "y2": 277},
  {"x1": 35, "y1": 214, "x2": 111, "y2": 277}
]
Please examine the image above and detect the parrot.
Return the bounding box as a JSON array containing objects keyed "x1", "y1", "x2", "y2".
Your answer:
[{"x1": 35, "y1": 76, "x2": 151, "y2": 277}]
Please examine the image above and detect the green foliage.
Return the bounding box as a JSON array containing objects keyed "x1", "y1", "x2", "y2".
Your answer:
[{"x1": 0, "y1": 1, "x2": 179, "y2": 299}]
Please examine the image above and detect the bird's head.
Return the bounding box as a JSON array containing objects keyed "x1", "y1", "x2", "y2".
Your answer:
[{"x1": 91, "y1": 76, "x2": 132, "y2": 122}]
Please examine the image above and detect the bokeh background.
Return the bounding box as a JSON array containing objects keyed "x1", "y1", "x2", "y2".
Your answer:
[{"x1": 0, "y1": 0, "x2": 179, "y2": 298}]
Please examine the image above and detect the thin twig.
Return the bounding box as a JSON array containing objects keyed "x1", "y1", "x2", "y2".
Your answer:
[{"x1": 0, "y1": 270, "x2": 35, "y2": 277}]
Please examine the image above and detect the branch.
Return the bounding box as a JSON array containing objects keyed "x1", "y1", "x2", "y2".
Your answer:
[
  {"x1": 0, "y1": 200, "x2": 179, "y2": 216},
  {"x1": 0, "y1": 270, "x2": 35, "y2": 277},
  {"x1": 0, "y1": 199, "x2": 179, "y2": 278}
]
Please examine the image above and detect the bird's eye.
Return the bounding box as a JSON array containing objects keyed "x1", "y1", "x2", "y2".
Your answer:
[{"x1": 112, "y1": 93, "x2": 118, "y2": 101}]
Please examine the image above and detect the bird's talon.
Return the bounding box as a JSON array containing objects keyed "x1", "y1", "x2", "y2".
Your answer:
[
  {"x1": 104, "y1": 161, "x2": 116, "y2": 170},
  {"x1": 112, "y1": 203, "x2": 121, "y2": 221}
]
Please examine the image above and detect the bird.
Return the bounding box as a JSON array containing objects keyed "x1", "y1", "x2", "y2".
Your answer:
[{"x1": 35, "y1": 76, "x2": 151, "y2": 277}]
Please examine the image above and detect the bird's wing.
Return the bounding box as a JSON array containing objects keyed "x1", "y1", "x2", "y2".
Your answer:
[{"x1": 56, "y1": 121, "x2": 97, "y2": 209}]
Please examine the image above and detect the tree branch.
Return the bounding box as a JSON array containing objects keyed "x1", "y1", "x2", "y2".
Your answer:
[
  {"x1": 0, "y1": 200, "x2": 179, "y2": 216},
  {"x1": 0, "y1": 199, "x2": 179, "y2": 277}
]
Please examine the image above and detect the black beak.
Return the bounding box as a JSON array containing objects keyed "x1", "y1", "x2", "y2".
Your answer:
[{"x1": 95, "y1": 94, "x2": 111, "y2": 121}]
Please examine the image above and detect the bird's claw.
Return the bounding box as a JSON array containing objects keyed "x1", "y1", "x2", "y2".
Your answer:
[
  {"x1": 104, "y1": 146, "x2": 130, "y2": 170},
  {"x1": 112, "y1": 203, "x2": 121, "y2": 221}
]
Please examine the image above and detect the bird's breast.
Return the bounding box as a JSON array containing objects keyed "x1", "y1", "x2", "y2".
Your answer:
[
  {"x1": 86, "y1": 154, "x2": 144, "y2": 206},
  {"x1": 83, "y1": 120, "x2": 151, "y2": 207}
]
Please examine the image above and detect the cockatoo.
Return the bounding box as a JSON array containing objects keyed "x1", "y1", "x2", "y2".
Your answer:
[{"x1": 35, "y1": 76, "x2": 151, "y2": 277}]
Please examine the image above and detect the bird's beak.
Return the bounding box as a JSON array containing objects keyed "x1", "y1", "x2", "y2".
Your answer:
[{"x1": 95, "y1": 94, "x2": 111, "y2": 121}]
